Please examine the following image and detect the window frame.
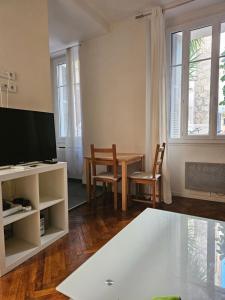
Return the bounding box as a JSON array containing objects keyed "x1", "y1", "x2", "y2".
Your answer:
[
  {"x1": 169, "y1": 31, "x2": 183, "y2": 139},
  {"x1": 52, "y1": 54, "x2": 68, "y2": 146},
  {"x1": 167, "y1": 13, "x2": 225, "y2": 144}
]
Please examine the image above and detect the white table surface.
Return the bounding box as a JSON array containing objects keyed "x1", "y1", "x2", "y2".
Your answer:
[{"x1": 57, "y1": 208, "x2": 225, "y2": 300}]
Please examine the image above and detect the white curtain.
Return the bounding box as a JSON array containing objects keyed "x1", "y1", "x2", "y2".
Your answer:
[
  {"x1": 63, "y1": 46, "x2": 83, "y2": 179},
  {"x1": 145, "y1": 7, "x2": 172, "y2": 204}
]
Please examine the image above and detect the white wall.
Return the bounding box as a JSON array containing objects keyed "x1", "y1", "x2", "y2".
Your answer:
[
  {"x1": 80, "y1": 2, "x2": 225, "y2": 202},
  {"x1": 80, "y1": 19, "x2": 146, "y2": 155},
  {"x1": 0, "y1": 0, "x2": 52, "y2": 112},
  {"x1": 169, "y1": 144, "x2": 225, "y2": 202}
]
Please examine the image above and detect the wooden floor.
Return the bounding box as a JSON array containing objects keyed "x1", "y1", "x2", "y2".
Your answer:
[{"x1": 2, "y1": 196, "x2": 225, "y2": 300}]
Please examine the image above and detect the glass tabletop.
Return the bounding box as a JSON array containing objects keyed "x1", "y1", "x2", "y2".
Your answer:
[{"x1": 57, "y1": 208, "x2": 225, "y2": 300}]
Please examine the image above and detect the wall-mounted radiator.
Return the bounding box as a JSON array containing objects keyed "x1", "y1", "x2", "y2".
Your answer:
[{"x1": 185, "y1": 162, "x2": 225, "y2": 193}]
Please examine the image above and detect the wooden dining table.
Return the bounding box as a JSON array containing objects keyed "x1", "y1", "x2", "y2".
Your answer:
[{"x1": 84, "y1": 153, "x2": 145, "y2": 212}]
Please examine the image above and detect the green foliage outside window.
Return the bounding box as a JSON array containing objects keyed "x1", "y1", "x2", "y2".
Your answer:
[
  {"x1": 189, "y1": 38, "x2": 203, "y2": 81},
  {"x1": 219, "y1": 51, "x2": 225, "y2": 106}
]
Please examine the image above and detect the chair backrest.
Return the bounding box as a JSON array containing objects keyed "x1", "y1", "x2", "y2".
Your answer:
[
  {"x1": 152, "y1": 143, "x2": 166, "y2": 178},
  {"x1": 90, "y1": 144, "x2": 118, "y2": 178}
]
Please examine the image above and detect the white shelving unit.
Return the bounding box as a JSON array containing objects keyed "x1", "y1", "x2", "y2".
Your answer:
[
  {"x1": 0, "y1": 162, "x2": 68, "y2": 276},
  {"x1": 39, "y1": 197, "x2": 64, "y2": 210}
]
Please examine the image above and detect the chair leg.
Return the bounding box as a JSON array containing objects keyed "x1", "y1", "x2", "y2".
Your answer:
[
  {"x1": 152, "y1": 182, "x2": 156, "y2": 209},
  {"x1": 92, "y1": 179, "x2": 97, "y2": 208},
  {"x1": 103, "y1": 182, "x2": 107, "y2": 206},
  {"x1": 107, "y1": 182, "x2": 112, "y2": 193},
  {"x1": 128, "y1": 179, "x2": 131, "y2": 202},
  {"x1": 113, "y1": 181, "x2": 118, "y2": 210},
  {"x1": 158, "y1": 178, "x2": 162, "y2": 203},
  {"x1": 103, "y1": 182, "x2": 107, "y2": 193},
  {"x1": 135, "y1": 183, "x2": 139, "y2": 199}
]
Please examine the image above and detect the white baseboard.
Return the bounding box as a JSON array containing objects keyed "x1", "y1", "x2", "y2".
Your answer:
[{"x1": 172, "y1": 190, "x2": 225, "y2": 203}]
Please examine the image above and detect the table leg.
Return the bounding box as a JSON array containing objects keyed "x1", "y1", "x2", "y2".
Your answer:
[
  {"x1": 141, "y1": 155, "x2": 145, "y2": 171},
  {"x1": 85, "y1": 159, "x2": 91, "y2": 202},
  {"x1": 107, "y1": 166, "x2": 112, "y2": 193},
  {"x1": 121, "y1": 161, "x2": 128, "y2": 212},
  {"x1": 139, "y1": 156, "x2": 145, "y2": 196}
]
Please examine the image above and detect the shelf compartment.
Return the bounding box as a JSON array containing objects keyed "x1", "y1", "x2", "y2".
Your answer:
[
  {"x1": 41, "y1": 227, "x2": 65, "y2": 246},
  {"x1": 3, "y1": 209, "x2": 38, "y2": 226},
  {"x1": 0, "y1": 163, "x2": 68, "y2": 277},
  {"x1": 2, "y1": 174, "x2": 39, "y2": 210},
  {"x1": 5, "y1": 238, "x2": 38, "y2": 268},
  {"x1": 4, "y1": 213, "x2": 40, "y2": 268},
  {"x1": 40, "y1": 201, "x2": 66, "y2": 246},
  {"x1": 39, "y1": 196, "x2": 64, "y2": 210},
  {"x1": 39, "y1": 169, "x2": 65, "y2": 204}
]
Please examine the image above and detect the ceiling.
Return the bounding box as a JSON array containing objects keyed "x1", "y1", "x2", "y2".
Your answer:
[
  {"x1": 48, "y1": 0, "x2": 109, "y2": 54},
  {"x1": 80, "y1": 0, "x2": 172, "y2": 23},
  {"x1": 81, "y1": 0, "x2": 225, "y2": 21},
  {"x1": 48, "y1": 0, "x2": 225, "y2": 53}
]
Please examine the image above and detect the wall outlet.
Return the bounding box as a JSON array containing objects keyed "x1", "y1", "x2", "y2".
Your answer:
[
  {"x1": 8, "y1": 82, "x2": 17, "y2": 93},
  {"x1": 0, "y1": 82, "x2": 17, "y2": 93},
  {"x1": 0, "y1": 71, "x2": 16, "y2": 81},
  {"x1": 8, "y1": 72, "x2": 16, "y2": 81}
]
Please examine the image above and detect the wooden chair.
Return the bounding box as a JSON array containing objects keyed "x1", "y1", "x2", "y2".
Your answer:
[
  {"x1": 128, "y1": 143, "x2": 166, "y2": 208},
  {"x1": 90, "y1": 144, "x2": 121, "y2": 210}
]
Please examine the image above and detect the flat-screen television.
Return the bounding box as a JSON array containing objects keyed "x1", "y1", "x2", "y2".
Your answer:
[{"x1": 0, "y1": 107, "x2": 57, "y2": 166}]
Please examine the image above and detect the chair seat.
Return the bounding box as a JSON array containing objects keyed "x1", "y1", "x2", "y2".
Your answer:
[
  {"x1": 93, "y1": 172, "x2": 121, "y2": 181},
  {"x1": 129, "y1": 171, "x2": 161, "y2": 180}
]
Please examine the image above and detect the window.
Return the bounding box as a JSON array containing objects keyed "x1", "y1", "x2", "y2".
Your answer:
[
  {"x1": 52, "y1": 48, "x2": 83, "y2": 179},
  {"x1": 169, "y1": 18, "x2": 225, "y2": 141},
  {"x1": 218, "y1": 23, "x2": 225, "y2": 135},
  {"x1": 170, "y1": 32, "x2": 183, "y2": 138},
  {"x1": 52, "y1": 49, "x2": 82, "y2": 143},
  {"x1": 56, "y1": 62, "x2": 68, "y2": 138},
  {"x1": 72, "y1": 58, "x2": 82, "y2": 137},
  {"x1": 188, "y1": 26, "x2": 212, "y2": 136},
  {"x1": 53, "y1": 56, "x2": 68, "y2": 139}
]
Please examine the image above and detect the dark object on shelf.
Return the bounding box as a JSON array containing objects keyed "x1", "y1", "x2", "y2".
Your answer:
[
  {"x1": 42, "y1": 159, "x2": 58, "y2": 164},
  {"x1": 40, "y1": 214, "x2": 45, "y2": 236},
  {"x1": 2, "y1": 200, "x2": 23, "y2": 217},
  {"x1": 41, "y1": 209, "x2": 49, "y2": 230},
  {"x1": 3, "y1": 200, "x2": 11, "y2": 211},
  {"x1": 13, "y1": 198, "x2": 31, "y2": 207},
  {"x1": 4, "y1": 224, "x2": 13, "y2": 240}
]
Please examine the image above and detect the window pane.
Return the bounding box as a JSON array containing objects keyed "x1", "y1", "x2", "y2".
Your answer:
[
  {"x1": 188, "y1": 60, "x2": 211, "y2": 135},
  {"x1": 171, "y1": 32, "x2": 183, "y2": 66},
  {"x1": 217, "y1": 57, "x2": 225, "y2": 135},
  {"x1": 220, "y1": 23, "x2": 225, "y2": 56},
  {"x1": 57, "y1": 86, "x2": 68, "y2": 137},
  {"x1": 170, "y1": 66, "x2": 182, "y2": 138},
  {"x1": 57, "y1": 63, "x2": 67, "y2": 86},
  {"x1": 190, "y1": 26, "x2": 212, "y2": 61}
]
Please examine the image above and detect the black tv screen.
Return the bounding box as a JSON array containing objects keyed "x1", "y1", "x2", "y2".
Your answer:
[{"x1": 0, "y1": 107, "x2": 57, "y2": 166}]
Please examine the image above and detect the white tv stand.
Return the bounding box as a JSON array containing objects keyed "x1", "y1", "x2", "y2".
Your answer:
[{"x1": 0, "y1": 162, "x2": 68, "y2": 276}]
